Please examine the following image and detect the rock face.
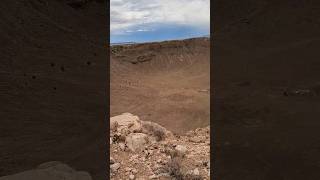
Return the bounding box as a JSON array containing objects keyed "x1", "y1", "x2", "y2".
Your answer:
[
  {"x1": 110, "y1": 113, "x2": 210, "y2": 180},
  {"x1": 0, "y1": 162, "x2": 92, "y2": 180},
  {"x1": 110, "y1": 113, "x2": 142, "y2": 134}
]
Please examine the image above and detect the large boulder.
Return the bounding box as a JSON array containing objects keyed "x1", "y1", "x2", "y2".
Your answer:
[
  {"x1": 125, "y1": 133, "x2": 149, "y2": 152},
  {"x1": 0, "y1": 162, "x2": 92, "y2": 180},
  {"x1": 110, "y1": 113, "x2": 142, "y2": 134}
]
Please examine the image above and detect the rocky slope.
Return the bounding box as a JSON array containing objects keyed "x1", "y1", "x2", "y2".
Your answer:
[{"x1": 110, "y1": 113, "x2": 210, "y2": 180}]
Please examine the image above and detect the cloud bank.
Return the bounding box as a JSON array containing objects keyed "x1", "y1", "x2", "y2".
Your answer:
[{"x1": 111, "y1": 0, "x2": 210, "y2": 35}]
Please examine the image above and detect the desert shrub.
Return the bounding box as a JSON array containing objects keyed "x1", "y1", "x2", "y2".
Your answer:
[
  {"x1": 162, "y1": 156, "x2": 203, "y2": 180},
  {"x1": 165, "y1": 157, "x2": 184, "y2": 180},
  {"x1": 141, "y1": 121, "x2": 166, "y2": 141},
  {"x1": 153, "y1": 128, "x2": 166, "y2": 141}
]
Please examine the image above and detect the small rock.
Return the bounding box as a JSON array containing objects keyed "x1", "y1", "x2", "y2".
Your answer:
[
  {"x1": 126, "y1": 133, "x2": 149, "y2": 152},
  {"x1": 110, "y1": 163, "x2": 121, "y2": 173},
  {"x1": 125, "y1": 167, "x2": 131, "y2": 172},
  {"x1": 157, "y1": 173, "x2": 170, "y2": 177},
  {"x1": 110, "y1": 157, "x2": 115, "y2": 164},
  {"x1": 193, "y1": 168, "x2": 200, "y2": 176},
  {"x1": 149, "y1": 175, "x2": 157, "y2": 179},
  {"x1": 129, "y1": 174, "x2": 135, "y2": 179},
  {"x1": 119, "y1": 142, "x2": 126, "y2": 151},
  {"x1": 141, "y1": 156, "x2": 146, "y2": 161},
  {"x1": 131, "y1": 168, "x2": 138, "y2": 174},
  {"x1": 149, "y1": 150, "x2": 153, "y2": 155},
  {"x1": 175, "y1": 145, "x2": 187, "y2": 156}
]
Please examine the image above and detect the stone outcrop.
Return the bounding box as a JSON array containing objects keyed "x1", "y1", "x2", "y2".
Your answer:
[{"x1": 110, "y1": 113, "x2": 210, "y2": 180}]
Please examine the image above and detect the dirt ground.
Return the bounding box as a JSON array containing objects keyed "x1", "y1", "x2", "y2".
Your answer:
[{"x1": 110, "y1": 38, "x2": 210, "y2": 134}]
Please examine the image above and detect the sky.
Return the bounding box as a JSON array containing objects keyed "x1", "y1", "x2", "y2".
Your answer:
[{"x1": 110, "y1": 0, "x2": 210, "y2": 43}]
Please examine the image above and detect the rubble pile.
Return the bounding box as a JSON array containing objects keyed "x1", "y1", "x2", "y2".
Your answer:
[{"x1": 110, "y1": 113, "x2": 210, "y2": 180}]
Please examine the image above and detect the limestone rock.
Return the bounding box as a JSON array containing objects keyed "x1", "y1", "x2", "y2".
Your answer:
[
  {"x1": 125, "y1": 133, "x2": 149, "y2": 152},
  {"x1": 110, "y1": 163, "x2": 121, "y2": 173},
  {"x1": 110, "y1": 113, "x2": 142, "y2": 133},
  {"x1": 193, "y1": 168, "x2": 200, "y2": 176},
  {"x1": 175, "y1": 145, "x2": 187, "y2": 156},
  {"x1": 129, "y1": 174, "x2": 135, "y2": 180}
]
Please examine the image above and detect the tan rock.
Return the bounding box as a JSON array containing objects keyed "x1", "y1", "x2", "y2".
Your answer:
[
  {"x1": 129, "y1": 174, "x2": 135, "y2": 180},
  {"x1": 175, "y1": 145, "x2": 187, "y2": 156},
  {"x1": 110, "y1": 163, "x2": 121, "y2": 173},
  {"x1": 110, "y1": 113, "x2": 142, "y2": 133},
  {"x1": 125, "y1": 133, "x2": 149, "y2": 152}
]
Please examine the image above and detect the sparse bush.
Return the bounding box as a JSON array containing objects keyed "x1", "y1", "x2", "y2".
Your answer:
[
  {"x1": 153, "y1": 128, "x2": 166, "y2": 141},
  {"x1": 141, "y1": 121, "x2": 167, "y2": 141},
  {"x1": 162, "y1": 156, "x2": 203, "y2": 180},
  {"x1": 165, "y1": 157, "x2": 184, "y2": 180}
]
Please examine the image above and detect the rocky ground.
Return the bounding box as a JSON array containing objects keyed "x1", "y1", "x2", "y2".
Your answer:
[{"x1": 110, "y1": 113, "x2": 210, "y2": 180}]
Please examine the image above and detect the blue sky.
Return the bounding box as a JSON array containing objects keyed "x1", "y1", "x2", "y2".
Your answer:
[{"x1": 110, "y1": 0, "x2": 210, "y2": 43}]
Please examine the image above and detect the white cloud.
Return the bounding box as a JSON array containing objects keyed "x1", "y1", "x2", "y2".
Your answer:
[{"x1": 110, "y1": 0, "x2": 210, "y2": 35}]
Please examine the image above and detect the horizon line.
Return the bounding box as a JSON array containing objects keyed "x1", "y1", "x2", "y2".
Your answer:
[{"x1": 110, "y1": 35, "x2": 210, "y2": 45}]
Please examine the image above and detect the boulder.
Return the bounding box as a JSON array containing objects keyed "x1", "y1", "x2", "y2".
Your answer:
[
  {"x1": 110, "y1": 113, "x2": 142, "y2": 134},
  {"x1": 125, "y1": 133, "x2": 149, "y2": 152}
]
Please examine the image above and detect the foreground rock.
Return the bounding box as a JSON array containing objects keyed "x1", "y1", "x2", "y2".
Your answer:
[
  {"x1": 110, "y1": 113, "x2": 210, "y2": 180},
  {"x1": 0, "y1": 162, "x2": 92, "y2": 180},
  {"x1": 126, "y1": 133, "x2": 149, "y2": 152},
  {"x1": 110, "y1": 113, "x2": 142, "y2": 134}
]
